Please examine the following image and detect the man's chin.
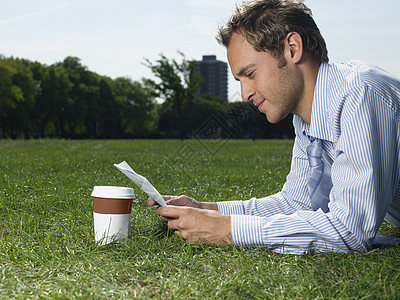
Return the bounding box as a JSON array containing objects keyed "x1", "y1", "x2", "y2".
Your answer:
[
  {"x1": 265, "y1": 114, "x2": 280, "y2": 124},
  {"x1": 265, "y1": 112, "x2": 289, "y2": 124}
]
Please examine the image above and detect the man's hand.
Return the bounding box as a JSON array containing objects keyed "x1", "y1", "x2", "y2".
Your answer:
[
  {"x1": 157, "y1": 206, "x2": 232, "y2": 245},
  {"x1": 147, "y1": 195, "x2": 218, "y2": 211}
]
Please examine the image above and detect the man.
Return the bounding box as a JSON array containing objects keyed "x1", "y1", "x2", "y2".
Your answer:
[{"x1": 148, "y1": 0, "x2": 400, "y2": 254}]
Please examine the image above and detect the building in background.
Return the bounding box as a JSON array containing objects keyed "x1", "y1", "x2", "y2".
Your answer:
[{"x1": 194, "y1": 55, "x2": 228, "y2": 102}]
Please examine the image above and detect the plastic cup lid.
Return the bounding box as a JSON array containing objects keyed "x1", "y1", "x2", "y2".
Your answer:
[{"x1": 91, "y1": 186, "x2": 135, "y2": 199}]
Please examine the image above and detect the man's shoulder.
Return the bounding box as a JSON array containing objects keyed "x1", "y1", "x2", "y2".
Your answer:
[
  {"x1": 326, "y1": 61, "x2": 400, "y2": 131},
  {"x1": 329, "y1": 60, "x2": 400, "y2": 93}
]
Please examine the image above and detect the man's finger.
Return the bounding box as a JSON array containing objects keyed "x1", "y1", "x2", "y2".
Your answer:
[
  {"x1": 161, "y1": 216, "x2": 175, "y2": 222},
  {"x1": 167, "y1": 218, "x2": 180, "y2": 231},
  {"x1": 157, "y1": 206, "x2": 185, "y2": 219},
  {"x1": 148, "y1": 196, "x2": 177, "y2": 206},
  {"x1": 164, "y1": 195, "x2": 181, "y2": 200},
  {"x1": 174, "y1": 229, "x2": 182, "y2": 238},
  {"x1": 147, "y1": 197, "x2": 157, "y2": 206},
  {"x1": 165, "y1": 196, "x2": 191, "y2": 206}
]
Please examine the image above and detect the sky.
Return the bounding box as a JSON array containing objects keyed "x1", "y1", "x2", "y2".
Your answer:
[{"x1": 1, "y1": 0, "x2": 400, "y2": 102}]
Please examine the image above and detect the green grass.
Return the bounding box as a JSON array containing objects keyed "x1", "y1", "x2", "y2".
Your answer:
[{"x1": 0, "y1": 139, "x2": 399, "y2": 299}]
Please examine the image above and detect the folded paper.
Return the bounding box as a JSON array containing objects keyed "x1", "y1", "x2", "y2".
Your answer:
[{"x1": 114, "y1": 161, "x2": 167, "y2": 207}]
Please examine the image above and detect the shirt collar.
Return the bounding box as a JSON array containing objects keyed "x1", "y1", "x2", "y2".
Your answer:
[{"x1": 304, "y1": 61, "x2": 333, "y2": 142}]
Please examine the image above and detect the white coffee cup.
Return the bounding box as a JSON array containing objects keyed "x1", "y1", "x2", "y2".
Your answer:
[{"x1": 91, "y1": 186, "x2": 135, "y2": 245}]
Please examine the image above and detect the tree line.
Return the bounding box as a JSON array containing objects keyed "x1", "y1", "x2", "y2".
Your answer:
[{"x1": 0, "y1": 54, "x2": 294, "y2": 140}]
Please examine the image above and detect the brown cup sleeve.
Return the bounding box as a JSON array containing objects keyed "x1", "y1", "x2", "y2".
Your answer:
[{"x1": 93, "y1": 197, "x2": 133, "y2": 214}]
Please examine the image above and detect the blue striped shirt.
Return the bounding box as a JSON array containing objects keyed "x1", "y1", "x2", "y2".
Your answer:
[{"x1": 217, "y1": 61, "x2": 400, "y2": 254}]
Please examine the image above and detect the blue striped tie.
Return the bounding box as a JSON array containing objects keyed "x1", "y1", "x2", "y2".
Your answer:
[{"x1": 306, "y1": 137, "x2": 332, "y2": 213}]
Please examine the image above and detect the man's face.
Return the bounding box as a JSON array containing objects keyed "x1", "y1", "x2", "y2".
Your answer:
[{"x1": 227, "y1": 32, "x2": 303, "y2": 124}]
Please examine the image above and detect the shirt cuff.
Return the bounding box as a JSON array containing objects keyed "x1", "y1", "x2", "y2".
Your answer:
[
  {"x1": 217, "y1": 201, "x2": 245, "y2": 215},
  {"x1": 230, "y1": 215, "x2": 264, "y2": 247}
]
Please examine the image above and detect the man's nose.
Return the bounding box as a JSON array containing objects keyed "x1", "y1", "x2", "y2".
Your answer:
[{"x1": 240, "y1": 82, "x2": 255, "y2": 102}]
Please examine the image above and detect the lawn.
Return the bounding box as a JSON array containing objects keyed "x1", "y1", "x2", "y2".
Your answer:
[{"x1": 0, "y1": 139, "x2": 399, "y2": 299}]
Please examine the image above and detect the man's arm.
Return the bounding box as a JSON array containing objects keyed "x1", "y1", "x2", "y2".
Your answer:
[{"x1": 215, "y1": 133, "x2": 361, "y2": 253}]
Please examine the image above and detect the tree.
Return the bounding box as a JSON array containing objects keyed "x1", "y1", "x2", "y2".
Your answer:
[
  {"x1": 38, "y1": 65, "x2": 72, "y2": 137},
  {"x1": 0, "y1": 57, "x2": 38, "y2": 138},
  {"x1": 114, "y1": 77, "x2": 156, "y2": 138},
  {"x1": 143, "y1": 52, "x2": 203, "y2": 138},
  {"x1": 57, "y1": 56, "x2": 91, "y2": 138},
  {"x1": 185, "y1": 94, "x2": 225, "y2": 135},
  {"x1": 0, "y1": 61, "x2": 17, "y2": 137}
]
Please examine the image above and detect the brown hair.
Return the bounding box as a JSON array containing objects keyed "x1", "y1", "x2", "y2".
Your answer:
[{"x1": 216, "y1": 0, "x2": 329, "y2": 63}]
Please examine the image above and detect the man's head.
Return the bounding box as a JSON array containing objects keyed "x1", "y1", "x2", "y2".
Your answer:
[{"x1": 216, "y1": 0, "x2": 328, "y2": 65}]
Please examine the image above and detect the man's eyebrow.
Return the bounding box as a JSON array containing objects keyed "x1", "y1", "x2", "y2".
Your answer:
[{"x1": 235, "y1": 64, "x2": 256, "y2": 80}]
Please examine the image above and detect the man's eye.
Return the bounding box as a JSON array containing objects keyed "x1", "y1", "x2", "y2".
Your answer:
[{"x1": 246, "y1": 71, "x2": 255, "y2": 79}]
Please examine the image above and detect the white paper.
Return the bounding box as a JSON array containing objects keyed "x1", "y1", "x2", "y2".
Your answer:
[{"x1": 114, "y1": 161, "x2": 167, "y2": 207}]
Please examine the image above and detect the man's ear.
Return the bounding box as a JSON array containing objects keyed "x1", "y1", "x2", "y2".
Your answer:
[{"x1": 285, "y1": 32, "x2": 303, "y2": 64}]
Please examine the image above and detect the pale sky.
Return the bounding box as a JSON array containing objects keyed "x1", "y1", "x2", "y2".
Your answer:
[{"x1": 1, "y1": 0, "x2": 399, "y2": 102}]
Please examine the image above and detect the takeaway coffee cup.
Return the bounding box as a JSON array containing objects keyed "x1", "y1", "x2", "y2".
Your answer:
[{"x1": 91, "y1": 186, "x2": 135, "y2": 245}]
